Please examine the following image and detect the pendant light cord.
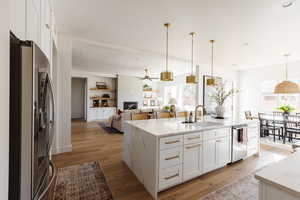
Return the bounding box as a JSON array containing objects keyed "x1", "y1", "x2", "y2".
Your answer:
[
  {"x1": 210, "y1": 40, "x2": 214, "y2": 78},
  {"x1": 191, "y1": 33, "x2": 194, "y2": 75},
  {"x1": 166, "y1": 24, "x2": 169, "y2": 72},
  {"x1": 285, "y1": 55, "x2": 289, "y2": 80}
]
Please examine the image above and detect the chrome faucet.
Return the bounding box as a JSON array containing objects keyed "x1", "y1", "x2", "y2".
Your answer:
[{"x1": 195, "y1": 105, "x2": 204, "y2": 122}]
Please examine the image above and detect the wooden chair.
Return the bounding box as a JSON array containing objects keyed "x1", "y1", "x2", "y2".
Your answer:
[
  {"x1": 156, "y1": 112, "x2": 171, "y2": 119},
  {"x1": 244, "y1": 111, "x2": 254, "y2": 120},
  {"x1": 131, "y1": 113, "x2": 149, "y2": 120},
  {"x1": 176, "y1": 111, "x2": 188, "y2": 118},
  {"x1": 284, "y1": 115, "x2": 300, "y2": 143},
  {"x1": 258, "y1": 113, "x2": 282, "y2": 141}
]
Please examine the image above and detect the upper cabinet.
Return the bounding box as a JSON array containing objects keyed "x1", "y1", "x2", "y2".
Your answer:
[
  {"x1": 41, "y1": 0, "x2": 52, "y2": 59},
  {"x1": 10, "y1": 0, "x2": 26, "y2": 39},
  {"x1": 26, "y1": 0, "x2": 41, "y2": 46},
  {"x1": 10, "y1": 0, "x2": 56, "y2": 61}
]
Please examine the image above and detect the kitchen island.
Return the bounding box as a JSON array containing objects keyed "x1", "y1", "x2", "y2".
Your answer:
[
  {"x1": 255, "y1": 151, "x2": 300, "y2": 200},
  {"x1": 123, "y1": 117, "x2": 259, "y2": 199}
]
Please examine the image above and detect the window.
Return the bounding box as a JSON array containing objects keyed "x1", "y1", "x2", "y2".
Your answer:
[
  {"x1": 261, "y1": 80, "x2": 300, "y2": 112},
  {"x1": 164, "y1": 86, "x2": 177, "y2": 105},
  {"x1": 181, "y1": 84, "x2": 196, "y2": 110}
]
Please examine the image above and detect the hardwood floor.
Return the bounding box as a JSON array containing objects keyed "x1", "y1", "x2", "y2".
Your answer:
[{"x1": 52, "y1": 120, "x2": 291, "y2": 200}]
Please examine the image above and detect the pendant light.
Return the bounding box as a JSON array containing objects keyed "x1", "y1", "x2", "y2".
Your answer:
[
  {"x1": 274, "y1": 54, "x2": 300, "y2": 94},
  {"x1": 186, "y1": 32, "x2": 197, "y2": 84},
  {"x1": 160, "y1": 23, "x2": 174, "y2": 81},
  {"x1": 207, "y1": 40, "x2": 216, "y2": 86}
]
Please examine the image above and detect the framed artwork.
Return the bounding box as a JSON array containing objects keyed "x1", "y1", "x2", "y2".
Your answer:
[{"x1": 203, "y1": 75, "x2": 223, "y2": 115}]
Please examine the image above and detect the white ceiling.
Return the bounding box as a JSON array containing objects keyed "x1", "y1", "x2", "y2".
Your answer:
[{"x1": 54, "y1": 0, "x2": 300, "y2": 76}]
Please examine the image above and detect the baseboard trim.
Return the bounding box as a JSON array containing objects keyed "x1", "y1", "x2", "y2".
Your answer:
[{"x1": 51, "y1": 145, "x2": 72, "y2": 155}]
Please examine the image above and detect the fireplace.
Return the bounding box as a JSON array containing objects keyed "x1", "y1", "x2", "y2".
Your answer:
[{"x1": 124, "y1": 101, "x2": 138, "y2": 110}]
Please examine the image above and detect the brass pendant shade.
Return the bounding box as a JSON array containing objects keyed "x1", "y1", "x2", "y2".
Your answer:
[
  {"x1": 274, "y1": 54, "x2": 300, "y2": 94},
  {"x1": 186, "y1": 32, "x2": 197, "y2": 84},
  {"x1": 161, "y1": 23, "x2": 174, "y2": 81},
  {"x1": 207, "y1": 40, "x2": 216, "y2": 86}
]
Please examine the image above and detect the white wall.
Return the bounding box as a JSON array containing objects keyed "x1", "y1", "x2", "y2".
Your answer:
[
  {"x1": 71, "y1": 78, "x2": 85, "y2": 119},
  {"x1": 0, "y1": 0, "x2": 9, "y2": 198},
  {"x1": 117, "y1": 75, "x2": 143, "y2": 110},
  {"x1": 239, "y1": 61, "x2": 300, "y2": 119},
  {"x1": 52, "y1": 34, "x2": 72, "y2": 154}
]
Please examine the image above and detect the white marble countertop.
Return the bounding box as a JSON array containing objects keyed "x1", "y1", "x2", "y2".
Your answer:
[
  {"x1": 255, "y1": 151, "x2": 300, "y2": 198},
  {"x1": 125, "y1": 117, "x2": 257, "y2": 137}
]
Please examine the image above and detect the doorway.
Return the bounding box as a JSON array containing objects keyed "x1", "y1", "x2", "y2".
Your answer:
[{"x1": 71, "y1": 78, "x2": 87, "y2": 120}]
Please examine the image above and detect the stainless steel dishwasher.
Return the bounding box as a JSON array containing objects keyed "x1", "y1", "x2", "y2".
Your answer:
[{"x1": 231, "y1": 124, "x2": 248, "y2": 163}]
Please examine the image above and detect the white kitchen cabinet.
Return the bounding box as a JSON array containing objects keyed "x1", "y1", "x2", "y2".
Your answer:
[
  {"x1": 26, "y1": 0, "x2": 41, "y2": 46},
  {"x1": 216, "y1": 137, "x2": 231, "y2": 168},
  {"x1": 202, "y1": 139, "x2": 217, "y2": 173},
  {"x1": 87, "y1": 107, "x2": 116, "y2": 121},
  {"x1": 41, "y1": 0, "x2": 52, "y2": 60},
  {"x1": 183, "y1": 143, "x2": 202, "y2": 181},
  {"x1": 10, "y1": 0, "x2": 26, "y2": 39}
]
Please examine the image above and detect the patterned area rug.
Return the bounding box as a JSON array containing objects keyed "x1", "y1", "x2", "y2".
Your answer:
[
  {"x1": 200, "y1": 171, "x2": 259, "y2": 200},
  {"x1": 98, "y1": 122, "x2": 122, "y2": 134},
  {"x1": 53, "y1": 161, "x2": 113, "y2": 200}
]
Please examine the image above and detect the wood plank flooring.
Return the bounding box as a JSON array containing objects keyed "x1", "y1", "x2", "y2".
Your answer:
[{"x1": 52, "y1": 120, "x2": 291, "y2": 200}]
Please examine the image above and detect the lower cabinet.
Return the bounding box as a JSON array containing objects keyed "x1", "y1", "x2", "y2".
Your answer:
[
  {"x1": 202, "y1": 136, "x2": 231, "y2": 173},
  {"x1": 87, "y1": 107, "x2": 116, "y2": 121},
  {"x1": 183, "y1": 143, "x2": 202, "y2": 181},
  {"x1": 216, "y1": 137, "x2": 231, "y2": 168},
  {"x1": 159, "y1": 129, "x2": 232, "y2": 191},
  {"x1": 202, "y1": 139, "x2": 217, "y2": 173}
]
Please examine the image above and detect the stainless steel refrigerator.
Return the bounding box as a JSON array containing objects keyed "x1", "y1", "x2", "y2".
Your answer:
[{"x1": 9, "y1": 33, "x2": 56, "y2": 200}]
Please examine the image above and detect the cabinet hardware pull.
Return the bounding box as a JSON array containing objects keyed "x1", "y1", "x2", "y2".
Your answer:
[
  {"x1": 186, "y1": 144, "x2": 201, "y2": 149},
  {"x1": 164, "y1": 173, "x2": 179, "y2": 180},
  {"x1": 165, "y1": 140, "x2": 180, "y2": 144},
  {"x1": 165, "y1": 155, "x2": 179, "y2": 160},
  {"x1": 188, "y1": 136, "x2": 200, "y2": 140},
  {"x1": 216, "y1": 140, "x2": 221, "y2": 142}
]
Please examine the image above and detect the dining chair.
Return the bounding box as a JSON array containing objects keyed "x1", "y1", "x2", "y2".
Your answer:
[
  {"x1": 245, "y1": 111, "x2": 254, "y2": 120},
  {"x1": 156, "y1": 112, "x2": 171, "y2": 119},
  {"x1": 272, "y1": 111, "x2": 285, "y2": 139},
  {"x1": 258, "y1": 113, "x2": 282, "y2": 141},
  {"x1": 176, "y1": 111, "x2": 188, "y2": 118},
  {"x1": 131, "y1": 113, "x2": 149, "y2": 120},
  {"x1": 284, "y1": 115, "x2": 300, "y2": 143}
]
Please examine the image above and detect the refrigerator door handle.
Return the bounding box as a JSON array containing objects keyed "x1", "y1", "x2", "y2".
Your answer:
[
  {"x1": 35, "y1": 161, "x2": 57, "y2": 200},
  {"x1": 48, "y1": 74, "x2": 55, "y2": 127}
]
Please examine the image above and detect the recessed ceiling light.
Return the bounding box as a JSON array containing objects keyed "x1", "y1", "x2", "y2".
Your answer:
[{"x1": 282, "y1": 0, "x2": 295, "y2": 8}]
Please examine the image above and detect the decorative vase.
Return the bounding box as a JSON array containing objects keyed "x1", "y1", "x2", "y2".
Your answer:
[{"x1": 215, "y1": 105, "x2": 225, "y2": 119}]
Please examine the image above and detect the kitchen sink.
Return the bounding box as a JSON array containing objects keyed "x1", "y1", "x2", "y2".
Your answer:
[{"x1": 182, "y1": 121, "x2": 222, "y2": 127}]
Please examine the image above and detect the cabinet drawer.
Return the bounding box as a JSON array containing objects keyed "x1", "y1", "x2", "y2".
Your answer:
[
  {"x1": 160, "y1": 147, "x2": 182, "y2": 169},
  {"x1": 184, "y1": 132, "x2": 202, "y2": 145},
  {"x1": 160, "y1": 135, "x2": 183, "y2": 150},
  {"x1": 159, "y1": 165, "x2": 182, "y2": 191},
  {"x1": 215, "y1": 128, "x2": 231, "y2": 138},
  {"x1": 202, "y1": 130, "x2": 216, "y2": 140}
]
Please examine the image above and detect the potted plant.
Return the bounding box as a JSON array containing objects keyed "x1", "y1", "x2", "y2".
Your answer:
[
  {"x1": 277, "y1": 105, "x2": 295, "y2": 115},
  {"x1": 210, "y1": 82, "x2": 239, "y2": 119}
]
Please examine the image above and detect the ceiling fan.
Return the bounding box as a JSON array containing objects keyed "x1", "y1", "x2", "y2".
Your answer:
[{"x1": 137, "y1": 69, "x2": 159, "y2": 81}]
